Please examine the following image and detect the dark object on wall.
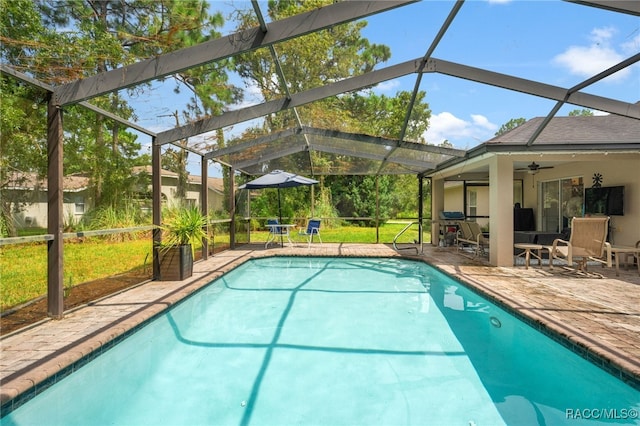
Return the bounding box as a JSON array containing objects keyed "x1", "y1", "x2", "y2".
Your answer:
[
  {"x1": 585, "y1": 186, "x2": 624, "y2": 216},
  {"x1": 514, "y1": 208, "x2": 535, "y2": 231}
]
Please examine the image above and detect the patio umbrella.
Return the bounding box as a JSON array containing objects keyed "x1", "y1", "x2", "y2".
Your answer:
[{"x1": 238, "y1": 170, "x2": 318, "y2": 244}]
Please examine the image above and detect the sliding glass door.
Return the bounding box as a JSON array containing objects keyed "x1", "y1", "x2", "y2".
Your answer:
[{"x1": 539, "y1": 177, "x2": 584, "y2": 232}]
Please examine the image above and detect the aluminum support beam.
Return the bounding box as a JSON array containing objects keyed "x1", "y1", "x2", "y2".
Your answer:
[
  {"x1": 201, "y1": 157, "x2": 209, "y2": 260},
  {"x1": 207, "y1": 126, "x2": 464, "y2": 171},
  {"x1": 233, "y1": 144, "x2": 308, "y2": 170},
  {"x1": 1, "y1": 64, "x2": 156, "y2": 136},
  {"x1": 302, "y1": 127, "x2": 466, "y2": 156},
  {"x1": 309, "y1": 144, "x2": 438, "y2": 170},
  {"x1": 229, "y1": 168, "x2": 236, "y2": 249},
  {"x1": 526, "y1": 52, "x2": 640, "y2": 146},
  {"x1": 162, "y1": 52, "x2": 637, "y2": 147},
  {"x1": 159, "y1": 60, "x2": 421, "y2": 145},
  {"x1": 53, "y1": 1, "x2": 415, "y2": 106},
  {"x1": 251, "y1": 0, "x2": 315, "y2": 175},
  {"x1": 206, "y1": 128, "x2": 300, "y2": 159},
  {"x1": 46, "y1": 95, "x2": 64, "y2": 318},
  {"x1": 424, "y1": 58, "x2": 640, "y2": 119},
  {"x1": 383, "y1": 0, "x2": 464, "y2": 174},
  {"x1": 565, "y1": 0, "x2": 640, "y2": 16},
  {"x1": 152, "y1": 139, "x2": 162, "y2": 280}
]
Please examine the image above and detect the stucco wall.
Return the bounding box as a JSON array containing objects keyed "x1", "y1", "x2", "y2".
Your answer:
[{"x1": 520, "y1": 155, "x2": 639, "y2": 246}]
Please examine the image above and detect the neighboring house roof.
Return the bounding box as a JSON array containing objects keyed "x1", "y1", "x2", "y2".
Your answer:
[
  {"x1": 4, "y1": 172, "x2": 90, "y2": 192},
  {"x1": 207, "y1": 177, "x2": 223, "y2": 194},
  {"x1": 132, "y1": 165, "x2": 224, "y2": 194}
]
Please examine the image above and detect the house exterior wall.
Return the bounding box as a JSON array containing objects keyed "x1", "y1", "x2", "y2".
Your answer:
[
  {"x1": 443, "y1": 183, "x2": 490, "y2": 228},
  {"x1": 520, "y1": 154, "x2": 639, "y2": 247},
  {"x1": 10, "y1": 189, "x2": 90, "y2": 229},
  {"x1": 434, "y1": 152, "x2": 639, "y2": 264},
  {"x1": 9, "y1": 173, "x2": 225, "y2": 230},
  {"x1": 160, "y1": 176, "x2": 225, "y2": 213},
  {"x1": 208, "y1": 187, "x2": 224, "y2": 212},
  {"x1": 443, "y1": 184, "x2": 464, "y2": 212}
]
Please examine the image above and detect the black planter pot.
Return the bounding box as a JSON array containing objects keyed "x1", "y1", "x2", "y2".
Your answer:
[{"x1": 155, "y1": 245, "x2": 193, "y2": 281}]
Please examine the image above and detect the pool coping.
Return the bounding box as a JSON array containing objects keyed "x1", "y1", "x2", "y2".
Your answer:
[{"x1": 2, "y1": 244, "x2": 639, "y2": 414}]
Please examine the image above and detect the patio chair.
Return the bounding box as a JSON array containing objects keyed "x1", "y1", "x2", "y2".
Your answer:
[
  {"x1": 298, "y1": 219, "x2": 322, "y2": 248},
  {"x1": 457, "y1": 221, "x2": 488, "y2": 257},
  {"x1": 544, "y1": 216, "x2": 612, "y2": 276}
]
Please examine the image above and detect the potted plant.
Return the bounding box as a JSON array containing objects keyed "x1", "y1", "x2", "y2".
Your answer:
[{"x1": 155, "y1": 205, "x2": 208, "y2": 281}]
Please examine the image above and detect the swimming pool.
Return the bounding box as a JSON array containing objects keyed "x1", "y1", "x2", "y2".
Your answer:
[{"x1": 2, "y1": 257, "x2": 639, "y2": 425}]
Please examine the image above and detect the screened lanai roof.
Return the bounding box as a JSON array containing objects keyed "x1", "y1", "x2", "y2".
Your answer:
[
  {"x1": 3, "y1": 0, "x2": 639, "y2": 177},
  {"x1": 205, "y1": 126, "x2": 465, "y2": 175}
]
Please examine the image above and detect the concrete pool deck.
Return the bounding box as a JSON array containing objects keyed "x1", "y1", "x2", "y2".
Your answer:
[{"x1": 2, "y1": 243, "x2": 639, "y2": 408}]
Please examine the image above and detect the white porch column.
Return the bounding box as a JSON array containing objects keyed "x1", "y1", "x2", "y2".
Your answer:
[
  {"x1": 489, "y1": 155, "x2": 514, "y2": 266},
  {"x1": 431, "y1": 177, "x2": 445, "y2": 246}
]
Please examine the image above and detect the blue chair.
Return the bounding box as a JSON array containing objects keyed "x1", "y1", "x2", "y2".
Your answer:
[{"x1": 299, "y1": 219, "x2": 322, "y2": 248}]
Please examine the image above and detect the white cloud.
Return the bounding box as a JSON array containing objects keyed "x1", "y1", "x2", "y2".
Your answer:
[
  {"x1": 375, "y1": 79, "x2": 400, "y2": 93},
  {"x1": 590, "y1": 26, "x2": 616, "y2": 44},
  {"x1": 424, "y1": 112, "x2": 498, "y2": 148},
  {"x1": 621, "y1": 33, "x2": 640, "y2": 55},
  {"x1": 553, "y1": 26, "x2": 631, "y2": 81},
  {"x1": 470, "y1": 114, "x2": 496, "y2": 131}
]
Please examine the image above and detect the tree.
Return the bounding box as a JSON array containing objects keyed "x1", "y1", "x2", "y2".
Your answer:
[
  {"x1": 568, "y1": 109, "x2": 594, "y2": 116},
  {"x1": 230, "y1": 0, "x2": 432, "y2": 223},
  {"x1": 2, "y1": 0, "x2": 240, "y2": 224},
  {"x1": 0, "y1": 0, "x2": 51, "y2": 235},
  {"x1": 495, "y1": 117, "x2": 526, "y2": 136}
]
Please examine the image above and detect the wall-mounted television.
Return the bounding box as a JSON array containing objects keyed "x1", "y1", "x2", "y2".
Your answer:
[{"x1": 584, "y1": 186, "x2": 624, "y2": 216}]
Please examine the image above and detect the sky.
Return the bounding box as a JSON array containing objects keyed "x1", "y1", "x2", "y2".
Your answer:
[
  {"x1": 359, "y1": 0, "x2": 639, "y2": 149},
  {"x1": 128, "y1": 0, "x2": 640, "y2": 176}
]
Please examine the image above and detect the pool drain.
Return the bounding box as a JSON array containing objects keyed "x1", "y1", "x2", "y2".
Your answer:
[{"x1": 490, "y1": 316, "x2": 502, "y2": 328}]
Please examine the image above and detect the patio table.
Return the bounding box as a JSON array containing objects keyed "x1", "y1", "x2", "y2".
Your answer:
[
  {"x1": 514, "y1": 243, "x2": 544, "y2": 269},
  {"x1": 265, "y1": 224, "x2": 296, "y2": 248},
  {"x1": 610, "y1": 245, "x2": 640, "y2": 276}
]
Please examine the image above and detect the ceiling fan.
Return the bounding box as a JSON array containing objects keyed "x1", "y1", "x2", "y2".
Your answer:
[{"x1": 516, "y1": 161, "x2": 554, "y2": 175}]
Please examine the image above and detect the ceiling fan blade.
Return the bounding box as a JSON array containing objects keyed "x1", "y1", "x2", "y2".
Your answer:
[{"x1": 514, "y1": 162, "x2": 554, "y2": 172}]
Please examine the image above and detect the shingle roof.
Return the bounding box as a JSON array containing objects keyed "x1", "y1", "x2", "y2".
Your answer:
[
  {"x1": 5, "y1": 172, "x2": 89, "y2": 192},
  {"x1": 487, "y1": 115, "x2": 640, "y2": 146},
  {"x1": 132, "y1": 166, "x2": 223, "y2": 193}
]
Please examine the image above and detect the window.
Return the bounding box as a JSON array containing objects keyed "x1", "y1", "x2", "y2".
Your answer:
[
  {"x1": 467, "y1": 189, "x2": 477, "y2": 218},
  {"x1": 464, "y1": 182, "x2": 489, "y2": 228},
  {"x1": 75, "y1": 201, "x2": 85, "y2": 214}
]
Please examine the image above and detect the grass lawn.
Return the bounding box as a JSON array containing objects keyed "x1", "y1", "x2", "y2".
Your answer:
[
  {"x1": 1, "y1": 238, "x2": 154, "y2": 311},
  {"x1": 1, "y1": 222, "x2": 430, "y2": 311},
  {"x1": 240, "y1": 221, "x2": 429, "y2": 244}
]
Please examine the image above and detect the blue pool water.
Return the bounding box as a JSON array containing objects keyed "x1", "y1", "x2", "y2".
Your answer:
[{"x1": 2, "y1": 257, "x2": 639, "y2": 425}]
